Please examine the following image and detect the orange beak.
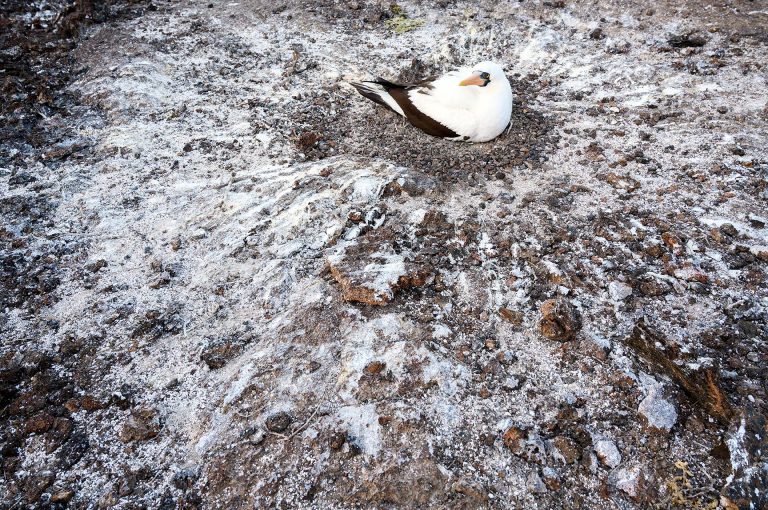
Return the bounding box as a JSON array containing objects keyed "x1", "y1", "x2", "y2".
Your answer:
[{"x1": 459, "y1": 74, "x2": 486, "y2": 87}]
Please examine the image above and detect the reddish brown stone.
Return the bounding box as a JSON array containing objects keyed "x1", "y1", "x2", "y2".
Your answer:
[
  {"x1": 539, "y1": 299, "x2": 581, "y2": 341},
  {"x1": 327, "y1": 239, "x2": 433, "y2": 306},
  {"x1": 542, "y1": 469, "x2": 561, "y2": 490},
  {"x1": 364, "y1": 361, "x2": 386, "y2": 375},
  {"x1": 502, "y1": 427, "x2": 525, "y2": 454},
  {"x1": 552, "y1": 436, "x2": 580, "y2": 464},
  {"x1": 80, "y1": 395, "x2": 105, "y2": 411},
  {"x1": 25, "y1": 413, "x2": 55, "y2": 434},
  {"x1": 499, "y1": 308, "x2": 523, "y2": 326},
  {"x1": 51, "y1": 490, "x2": 75, "y2": 503},
  {"x1": 119, "y1": 408, "x2": 160, "y2": 443},
  {"x1": 329, "y1": 432, "x2": 346, "y2": 450},
  {"x1": 605, "y1": 172, "x2": 640, "y2": 191}
]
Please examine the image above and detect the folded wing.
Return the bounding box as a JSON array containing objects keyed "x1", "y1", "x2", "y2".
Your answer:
[{"x1": 351, "y1": 77, "x2": 464, "y2": 139}]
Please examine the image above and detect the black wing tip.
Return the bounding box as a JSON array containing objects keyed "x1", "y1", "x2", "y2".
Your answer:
[
  {"x1": 372, "y1": 77, "x2": 403, "y2": 89},
  {"x1": 351, "y1": 80, "x2": 388, "y2": 93},
  {"x1": 350, "y1": 81, "x2": 397, "y2": 113}
]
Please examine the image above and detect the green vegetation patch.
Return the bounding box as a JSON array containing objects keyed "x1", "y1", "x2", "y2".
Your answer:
[{"x1": 385, "y1": 4, "x2": 425, "y2": 34}]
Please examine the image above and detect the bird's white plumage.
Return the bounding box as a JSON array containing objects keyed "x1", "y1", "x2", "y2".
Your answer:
[{"x1": 408, "y1": 61, "x2": 513, "y2": 142}]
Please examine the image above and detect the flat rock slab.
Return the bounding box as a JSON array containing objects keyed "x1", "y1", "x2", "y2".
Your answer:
[{"x1": 326, "y1": 238, "x2": 432, "y2": 305}]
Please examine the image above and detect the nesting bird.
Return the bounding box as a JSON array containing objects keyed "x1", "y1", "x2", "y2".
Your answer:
[{"x1": 351, "y1": 61, "x2": 513, "y2": 143}]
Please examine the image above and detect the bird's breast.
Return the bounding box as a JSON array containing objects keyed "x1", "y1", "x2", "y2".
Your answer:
[{"x1": 471, "y1": 90, "x2": 513, "y2": 142}]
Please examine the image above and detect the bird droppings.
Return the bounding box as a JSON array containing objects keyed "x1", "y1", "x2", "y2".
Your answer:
[
  {"x1": 594, "y1": 438, "x2": 622, "y2": 469},
  {"x1": 608, "y1": 281, "x2": 633, "y2": 302},
  {"x1": 1, "y1": 0, "x2": 767, "y2": 509},
  {"x1": 637, "y1": 385, "x2": 678, "y2": 432}
]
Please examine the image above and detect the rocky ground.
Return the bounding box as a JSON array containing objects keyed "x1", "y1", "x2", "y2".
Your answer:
[{"x1": 1, "y1": 0, "x2": 767, "y2": 508}]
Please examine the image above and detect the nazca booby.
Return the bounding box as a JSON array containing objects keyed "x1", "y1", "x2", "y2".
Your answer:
[{"x1": 351, "y1": 61, "x2": 513, "y2": 143}]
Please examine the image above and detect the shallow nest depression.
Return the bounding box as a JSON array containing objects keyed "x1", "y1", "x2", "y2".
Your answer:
[{"x1": 292, "y1": 71, "x2": 557, "y2": 182}]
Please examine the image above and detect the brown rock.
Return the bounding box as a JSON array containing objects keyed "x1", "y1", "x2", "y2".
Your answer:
[
  {"x1": 51, "y1": 489, "x2": 75, "y2": 502},
  {"x1": 326, "y1": 238, "x2": 432, "y2": 305},
  {"x1": 64, "y1": 399, "x2": 80, "y2": 413},
  {"x1": 297, "y1": 131, "x2": 319, "y2": 150},
  {"x1": 605, "y1": 172, "x2": 640, "y2": 191},
  {"x1": 685, "y1": 416, "x2": 705, "y2": 434},
  {"x1": 542, "y1": 467, "x2": 561, "y2": 490},
  {"x1": 673, "y1": 265, "x2": 709, "y2": 283},
  {"x1": 343, "y1": 454, "x2": 449, "y2": 505},
  {"x1": 626, "y1": 321, "x2": 733, "y2": 424},
  {"x1": 24, "y1": 472, "x2": 54, "y2": 503},
  {"x1": 589, "y1": 27, "x2": 605, "y2": 40},
  {"x1": 148, "y1": 272, "x2": 171, "y2": 289},
  {"x1": 710, "y1": 228, "x2": 728, "y2": 244},
  {"x1": 499, "y1": 307, "x2": 523, "y2": 326},
  {"x1": 47, "y1": 417, "x2": 74, "y2": 451},
  {"x1": 201, "y1": 335, "x2": 250, "y2": 370},
  {"x1": 81, "y1": 395, "x2": 105, "y2": 411},
  {"x1": 661, "y1": 232, "x2": 683, "y2": 254},
  {"x1": 364, "y1": 361, "x2": 386, "y2": 375},
  {"x1": 551, "y1": 436, "x2": 580, "y2": 464},
  {"x1": 265, "y1": 412, "x2": 293, "y2": 433},
  {"x1": 639, "y1": 278, "x2": 669, "y2": 296},
  {"x1": 502, "y1": 426, "x2": 548, "y2": 463},
  {"x1": 539, "y1": 298, "x2": 581, "y2": 341},
  {"x1": 25, "y1": 413, "x2": 55, "y2": 434},
  {"x1": 645, "y1": 244, "x2": 663, "y2": 258},
  {"x1": 450, "y1": 479, "x2": 488, "y2": 504},
  {"x1": 502, "y1": 426, "x2": 525, "y2": 454},
  {"x1": 585, "y1": 142, "x2": 604, "y2": 160},
  {"x1": 119, "y1": 407, "x2": 160, "y2": 442},
  {"x1": 752, "y1": 247, "x2": 768, "y2": 262},
  {"x1": 329, "y1": 432, "x2": 346, "y2": 450},
  {"x1": 98, "y1": 490, "x2": 118, "y2": 508}
]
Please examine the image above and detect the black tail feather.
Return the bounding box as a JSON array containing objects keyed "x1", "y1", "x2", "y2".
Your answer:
[
  {"x1": 371, "y1": 77, "x2": 403, "y2": 89},
  {"x1": 351, "y1": 81, "x2": 397, "y2": 113}
]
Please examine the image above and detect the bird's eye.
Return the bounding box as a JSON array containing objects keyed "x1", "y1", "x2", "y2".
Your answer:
[{"x1": 480, "y1": 72, "x2": 490, "y2": 80}]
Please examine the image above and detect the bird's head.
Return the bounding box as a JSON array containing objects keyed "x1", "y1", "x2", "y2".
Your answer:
[{"x1": 458, "y1": 61, "x2": 506, "y2": 89}]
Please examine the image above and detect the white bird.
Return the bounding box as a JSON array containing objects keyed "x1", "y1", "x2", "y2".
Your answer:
[{"x1": 351, "y1": 61, "x2": 513, "y2": 143}]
